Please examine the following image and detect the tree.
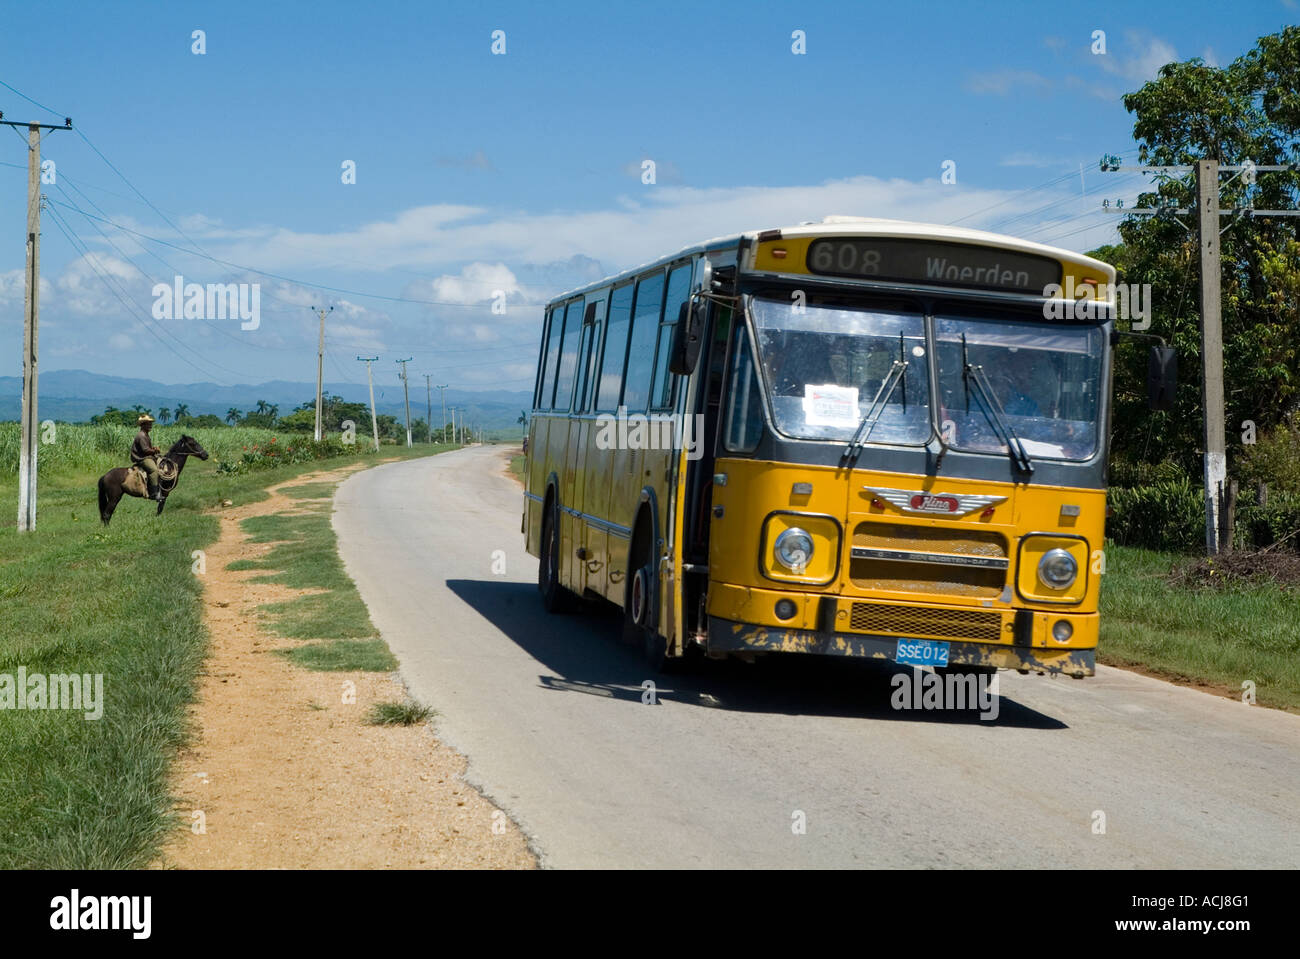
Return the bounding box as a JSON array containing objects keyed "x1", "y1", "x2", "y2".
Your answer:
[
  {"x1": 226, "y1": 408, "x2": 242, "y2": 424},
  {"x1": 159, "y1": 407, "x2": 171, "y2": 424},
  {"x1": 1103, "y1": 27, "x2": 1300, "y2": 480},
  {"x1": 174, "y1": 403, "x2": 191, "y2": 423}
]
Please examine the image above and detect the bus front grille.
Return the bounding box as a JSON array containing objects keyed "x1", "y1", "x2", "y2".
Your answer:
[
  {"x1": 847, "y1": 601, "x2": 1003, "y2": 642},
  {"x1": 850, "y1": 522, "x2": 1008, "y2": 598}
]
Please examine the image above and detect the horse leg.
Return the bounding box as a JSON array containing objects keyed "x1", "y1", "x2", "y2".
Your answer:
[
  {"x1": 99, "y1": 477, "x2": 120, "y2": 525},
  {"x1": 156, "y1": 492, "x2": 167, "y2": 516}
]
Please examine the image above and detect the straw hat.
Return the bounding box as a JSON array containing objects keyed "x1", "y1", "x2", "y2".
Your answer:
[{"x1": 137, "y1": 414, "x2": 155, "y2": 425}]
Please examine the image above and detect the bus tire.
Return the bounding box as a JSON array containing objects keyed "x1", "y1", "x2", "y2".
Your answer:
[{"x1": 539, "y1": 505, "x2": 577, "y2": 613}]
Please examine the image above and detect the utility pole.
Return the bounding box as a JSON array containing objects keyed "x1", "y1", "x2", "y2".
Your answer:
[
  {"x1": 1195, "y1": 160, "x2": 1226, "y2": 554},
  {"x1": 423, "y1": 374, "x2": 433, "y2": 443},
  {"x1": 396, "y1": 358, "x2": 413, "y2": 447},
  {"x1": 312, "y1": 305, "x2": 333, "y2": 441},
  {"x1": 356, "y1": 356, "x2": 380, "y2": 452},
  {"x1": 4, "y1": 112, "x2": 72, "y2": 532},
  {"x1": 436, "y1": 383, "x2": 449, "y2": 443},
  {"x1": 450, "y1": 407, "x2": 457, "y2": 446},
  {"x1": 1100, "y1": 154, "x2": 1299, "y2": 554}
]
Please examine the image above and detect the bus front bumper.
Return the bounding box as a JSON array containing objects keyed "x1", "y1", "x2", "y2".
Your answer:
[{"x1": 707, "y1": 616, "x2": 1095, "y2": 678}]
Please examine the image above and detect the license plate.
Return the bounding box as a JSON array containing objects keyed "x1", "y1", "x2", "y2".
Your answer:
[{"x1": 895, "y1": 638, "x2": 949, "y2": 668}]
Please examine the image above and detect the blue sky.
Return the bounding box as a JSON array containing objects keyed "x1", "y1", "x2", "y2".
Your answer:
[{"x1": 0, "y1": 0, "x2": 1295, "y2": 395}]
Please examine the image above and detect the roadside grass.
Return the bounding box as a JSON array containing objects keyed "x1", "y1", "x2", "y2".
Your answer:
[
  {"x1": 509, "y1": 454, "x2": 526, "y2": 482},
  {"x1": 226, "y1": 492, "x2": 393, "y2": 660},
  {"x1": 277, "y1": 639, "x2": 397, "y2": 672},
  {"x1": 279, "y1": 482, "x2": 337, "y2": 500},
  {"x1": 0, "y1": 435, "x2": 440, "y2": 868},
  {"x1": 366, "y1": 700, "x2": 434, "y2": 726},
  {"x1": 1100, "y1": 544, "x2": 1300, "y2": 711}
]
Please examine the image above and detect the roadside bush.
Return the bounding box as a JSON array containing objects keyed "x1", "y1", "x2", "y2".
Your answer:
[
  {"x1": 1234, "y1": 492, "x2": 1300, "y2": 552},
  {"x1": 1236, "y1": 412, "x2": 1300, "y2": 496},
  {"x1": 215, "y1": 435, "x2": 371, "y2": 474},
  {"x1": 1107, "y1": 477, "x2": 1205, "y2": 553}
]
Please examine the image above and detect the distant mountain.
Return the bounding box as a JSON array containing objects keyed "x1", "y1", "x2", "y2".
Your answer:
[{"x1": 0, "y1": 370, "x2": 533, "y2": 433}]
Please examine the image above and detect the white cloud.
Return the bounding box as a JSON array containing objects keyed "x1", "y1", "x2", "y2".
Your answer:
[
  {"x1": 1095, "y1": 32, "x2": 1178, "y2": 85},
  {"x1": 964, "y1": 70, "x2": 1051, "y2": 95},
  {"x1": 1000, "y1": 152, "x2": 1062, "y2": 168}
]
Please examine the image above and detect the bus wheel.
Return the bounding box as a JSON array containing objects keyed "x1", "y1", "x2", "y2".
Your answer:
[
  {"x1": 623, "y1": 533, "x2": 669, "y2": 669},
  {"x1": 539, "y1": 506, "x2": 576, "y2": 613}
]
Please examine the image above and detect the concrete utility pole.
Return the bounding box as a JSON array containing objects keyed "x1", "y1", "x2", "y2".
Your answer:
[
  {"x1": 396, "y1": 357, "x2": 413, "y2": 448},
  {"x1": 357, "y1": 356, "x2": 380, "y2": 452},
  {"x1": 450, "y1": 407, "x2": 457, "y2": 446},
  {"x1": 4, "y1": 112, "x2": 72, "y2": 532},
  {"x1": 312, "y1": 305, "x2": 333, "y2": 441},
  {"x1": 436, "y1": 383, "x2": 449, "y2": 442},
  {"x1": 1195, "y1": 160, "x2": 1227, "y2": 554},
  {"x1": 423, "y1": 374, "x2": 433, "y2": 443},
  {"x1": 1100, "y1": 154, "x2": 1300, "y2": 554}
]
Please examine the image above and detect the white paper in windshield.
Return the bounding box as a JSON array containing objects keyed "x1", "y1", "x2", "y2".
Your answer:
[
  {"x1": 1015, "y1": 438, "x2": 1066, "y2": 457},
  {"x1": 802, "y1": 384, "x2": 860, "y2": 427}
]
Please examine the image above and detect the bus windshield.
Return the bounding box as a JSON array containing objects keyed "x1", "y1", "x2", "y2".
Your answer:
[
  {"x1": 934, "y1": 315, "x2": 1104, "y2": 462},
  {"x1": 749, "y1": 295, "x2": 931, "y2": 445}
]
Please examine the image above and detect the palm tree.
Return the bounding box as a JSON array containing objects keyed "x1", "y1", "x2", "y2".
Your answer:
[
  {"x1": 226, "y1": 408, "x2": 242, "y2": 425},
  {"x1": 255, "y1": 399, "x2": 269, "y2": 416},
  {"x1": 517, "y1": 409, "x2": 528, "y2": 438},
  {"x1": 159, "y1": 407, "x2": 171, "y2": 424},
  {"x1": 174, "y1": 402, "x2": 190, "y2": 423}
]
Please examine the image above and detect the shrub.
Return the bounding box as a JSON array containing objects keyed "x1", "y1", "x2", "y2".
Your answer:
[{"x1": 1107, "y1": 477, "x2": 1206, "y2": 553}]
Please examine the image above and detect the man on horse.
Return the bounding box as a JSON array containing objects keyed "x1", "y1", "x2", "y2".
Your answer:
[{"x1": 130, "y1": 414, "x2": 164, "y2": 502}]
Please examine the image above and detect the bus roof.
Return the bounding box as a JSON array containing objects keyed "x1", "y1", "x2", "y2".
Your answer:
[{"x1": 547, "y1": 216, "x2": 1115, "y2": 305}]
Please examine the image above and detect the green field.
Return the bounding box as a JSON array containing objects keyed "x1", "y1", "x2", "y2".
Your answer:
[
  {"x1": 1100, "y1": 544, "x2": 1300, "y2": 711},
  {"x1": 0, "y1": 423, "x2": 440, "y2": 868}
]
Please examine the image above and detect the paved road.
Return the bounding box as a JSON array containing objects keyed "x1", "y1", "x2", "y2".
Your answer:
[{"x1": 333, "y1": 446, "x2": 1300, "y2": 868}]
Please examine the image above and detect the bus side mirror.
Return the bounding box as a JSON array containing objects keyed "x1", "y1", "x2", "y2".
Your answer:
[
  {"x1": 669, "y1": 298, "x2": 705, "y2": 376},
  {"x1": 1147, "y1": 345, "x2": 1177, "y2": 410}
]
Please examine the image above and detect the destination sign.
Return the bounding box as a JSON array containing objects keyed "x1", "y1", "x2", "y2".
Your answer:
[{"x1": 805, "y1": 238, "x2": 1061, "y2": 293}]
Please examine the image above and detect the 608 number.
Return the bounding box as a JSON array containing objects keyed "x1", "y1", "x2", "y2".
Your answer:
[{"x1": 809, "y1": 241, "x2": 881, "y2": 276}]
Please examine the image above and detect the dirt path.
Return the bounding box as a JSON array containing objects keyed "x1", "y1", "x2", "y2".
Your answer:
[{"x1": 156, "y1": 463, "x2": 536, "y2": 869}]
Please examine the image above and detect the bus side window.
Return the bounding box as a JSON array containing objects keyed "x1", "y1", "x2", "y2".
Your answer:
[
  {"x1": 537, "y1": 307, "x2": 560, "y2": 410},
  {"x1": 623, "y1": 272, "x2": 665, "y2": 413},
  {"x1": 723, "y1": 330, "x2": 763, "y2": 453},
  {"x1": 579, "y1": 301, "x2": 604, "y2": 413},
  {"x1": 552, "y1": 299, "x2": 585, "y2": 412},
  {"x1": 597, "y1": 283, "x2": 634, "y2": 411},
  {"x1": 650, "y1": 263, "x2": 692, "y2": 411}
]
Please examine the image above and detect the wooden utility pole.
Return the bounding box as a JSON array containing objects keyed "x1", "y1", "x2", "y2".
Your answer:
[
  {"x1": 436, "y1": 383, "x2": 448, "y2": 443},
  {"x1": 1196, "y1": 160, "x2": 1227, "y2": 554},
  {"x1": 4, "y1": 113, "x2": 72, "y2": 532},
  {"x1": 312, "y1": 305, "x2": 333, "y2": 441},
  {"x1": 396, "y1": 358, "x2": 413, "y2": 448},
  {"x1": 1100, "y1": 154, "x2": 1298, "y2": 554},
  {"x1": 356, "y1": 356, "x2": 380, "y2": 452}
]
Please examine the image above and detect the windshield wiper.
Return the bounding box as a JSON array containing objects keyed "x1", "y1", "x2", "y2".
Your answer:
[
  {"x1": 842, "y1": 332, "x2": 907, "y2": 465},
  {"x1": 961, "y1": 333, "x2": 1034, "y2": 476}
]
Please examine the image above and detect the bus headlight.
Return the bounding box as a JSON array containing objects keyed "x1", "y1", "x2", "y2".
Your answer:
[
  {"x1": 774, "y1": 528, "x2": 814, "y2": 572},
  {"x1": 1038, "y1": 549, "x2": 1078, "y2": 590}
]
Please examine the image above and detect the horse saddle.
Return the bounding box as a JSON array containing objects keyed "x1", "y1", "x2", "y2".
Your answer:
[{"x1": 124, "y1": 458, "x2": 178, "y2": 497}]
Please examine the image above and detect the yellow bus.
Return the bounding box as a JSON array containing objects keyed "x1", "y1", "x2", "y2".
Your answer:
[{"x1": 523, "y1": 217, "x2": 1174, "y2": 677}]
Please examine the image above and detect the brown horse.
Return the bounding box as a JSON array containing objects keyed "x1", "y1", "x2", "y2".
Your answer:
[{"x1": 98, "y1": 434, "x2": 210, "y2": 524}]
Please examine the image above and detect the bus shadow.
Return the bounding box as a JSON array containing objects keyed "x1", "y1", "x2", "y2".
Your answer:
[{"x1": 445, "y1": 579, "x2": 1067, "y2": 729}]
